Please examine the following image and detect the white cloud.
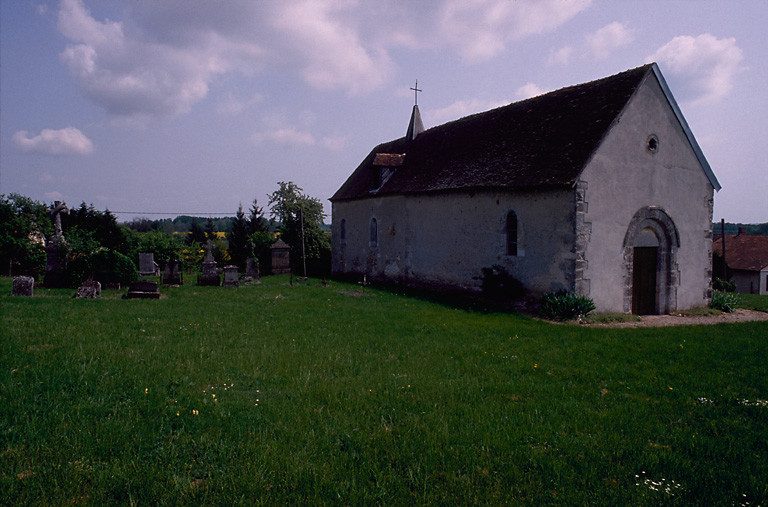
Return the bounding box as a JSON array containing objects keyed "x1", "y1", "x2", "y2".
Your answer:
[
  {"x1": 57, "y1": 0, "x2": 234, "y2": 120},
  {"x1": 436, "y1": 0, "x2": 592, "y2": 62},
  {"x1": 53, "y1": 1, "x2": 595, "y2": 120},
  {"x1": 548, "y1": 46, "x2": 574, "y2": 65},
  {"x1": 648, "y1": 34, "x2": 743, "y2": 105},
  {"x1": 216, "y1": 92, "x2": 263, "y2": 116},
  {"x1": 321, "y1": 135, "x2": 350, "y2": 151},
  {"x1": 270, "y1": 1, "x2": 392, "y2": 94},
  {"x1": 55, "y1": 0, "x2": 392, "y2": 119},
  {"x1": 13, "y1": 127, "x2": 94, "y2": 156},
  {"x1": 252, "y1": 128, "x2": 349, "y2": 151},
  {"x1": 586, "y1": 22, "x2": 634, "y2": 59},
  {"x1": 44, "y1": 191, "x2": 65, "y2": 201},
  {"x1": 515, "y1": 83, "x2": 547, "y2": 100},
  {"x1": 252, "y1": 128, "x2": 316, "y2": 146}
]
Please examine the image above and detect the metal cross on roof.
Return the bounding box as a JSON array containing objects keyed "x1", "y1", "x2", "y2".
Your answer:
[{"x1": 410, "y1": 80, "x2": 422, "y2": 106}]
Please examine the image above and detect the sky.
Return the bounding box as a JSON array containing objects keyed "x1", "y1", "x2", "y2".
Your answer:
[{"x1": 1, "y1": 0, "x2": 766, "y2": 224}]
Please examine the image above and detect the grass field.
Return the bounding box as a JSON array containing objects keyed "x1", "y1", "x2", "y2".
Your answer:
[
  {"x1": 2, "y1": 276, "x2": 767, "y2": 504},
  {"x1": 737, "y1": 292, "x2": 768, "y2": 312}
]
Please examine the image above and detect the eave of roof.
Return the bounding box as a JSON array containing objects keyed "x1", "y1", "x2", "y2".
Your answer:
[{"x1": 649, "y1": 63, "x2": 720, "y2": 191}]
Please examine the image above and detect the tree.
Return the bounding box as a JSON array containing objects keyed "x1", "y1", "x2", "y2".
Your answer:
[
  {"x1": 0, "y1": 194, "x2": 51, "y2": 277},
  {"x1": 204, "y1": 218, "x2": 217, "y2": 241},
  {"x1": 124, "y1": 228, "x2": 185, "y2": 267},
  {"x1": 248, "y1": 198, "x2": 268, "y2": 234},
  {"x1": 186, "y1": 218, "x2": 207, "y2": 246},
  {"x1": 227, "y1": 204, "x2": 251, "y2": 271},
  {"x1": 125, "y1": 217, "x2": 160, "y2": 233},
  {"x1": 61, "y1": 202, "x2": 127, "y2": 254},
  {"x1": 267, "y1": 181, "x2": 328, "y2": 276}
]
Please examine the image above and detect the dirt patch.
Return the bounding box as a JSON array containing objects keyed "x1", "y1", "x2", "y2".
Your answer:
[{"x1": 579, "y1": 309, "x2": 768, "y2": 328}]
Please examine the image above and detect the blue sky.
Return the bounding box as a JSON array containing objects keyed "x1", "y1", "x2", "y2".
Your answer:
[{"x1": 1, "y1": 0, "x2": 766, "y2": 223}]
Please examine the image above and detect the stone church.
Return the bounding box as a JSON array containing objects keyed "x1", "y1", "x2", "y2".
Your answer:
[{"x1": 331, "y1": 63, "x2": 720, "y2": 314}]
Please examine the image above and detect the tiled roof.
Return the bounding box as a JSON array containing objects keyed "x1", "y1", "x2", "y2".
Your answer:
[
  {"x1": 333, "y1": 64, "x2": 654, "y2": 201},
  {"x1": 713, "y1": 234, "x2": 768, "y2": 271}
]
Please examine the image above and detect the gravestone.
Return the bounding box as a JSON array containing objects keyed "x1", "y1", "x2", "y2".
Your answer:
[
  {"x1": 245, "y1": 257, "x2": 260, "y2": 280},
  {"x1": 162, "y1": 259, "x2": 183, "y2": 285},
  {"x1": 12, "y1": 276, "x2": 34, "y2": 296},
  {"x1": 271, "y1": 239, "x2": 291, "y2": 275},
  {"x1": 124, "y1": 279, "x2": 160, "y2": 299},
  {"x1": 44, "y1": 201, "x2": 69, "y2": 288},
  {"x1": 75, "y1": 280, "x2": 101, "y2": 298},
  {"x1": 139, "y1": 253, "x2": 160, "y2": 276},
  {"x1": 223, "y1": 265, "x2": 239, "y2": 287},
  {"x1": 198, "y1": 240, "x2": 220, "y2": 286}
]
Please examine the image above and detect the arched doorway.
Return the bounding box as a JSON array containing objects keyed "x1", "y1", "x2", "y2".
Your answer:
[{"x1": 623, "y1": 207, "x2": 680, "y2": 315}]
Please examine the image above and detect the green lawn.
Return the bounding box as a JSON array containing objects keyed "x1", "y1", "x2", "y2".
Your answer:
[
  {"x1": 2, "y1": 276, "x2": 767, "y2": 504},
  {"x1": 736, "y1": 292, "x2": 768, "y2": 312}
]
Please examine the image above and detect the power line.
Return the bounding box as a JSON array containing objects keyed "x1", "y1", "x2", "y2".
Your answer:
[{"x1": 109, "y1": 211, "x2": 233, "y2": 215}]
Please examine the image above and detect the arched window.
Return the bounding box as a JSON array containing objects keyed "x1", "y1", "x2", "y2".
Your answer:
[
  {"x1": 506, "y1": 211, "x2": 518, "y2": 256},
  {"x1": 340, "y1": 219, "x2": 346, "y2": 241},
  {"x1": 369, "y1": 218, "x2": 378, "y2": 246}
]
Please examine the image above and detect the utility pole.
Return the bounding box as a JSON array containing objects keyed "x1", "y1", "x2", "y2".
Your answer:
[
  {"x1": 300, "y1": 205, "x2": 307, "y2": 277},
  {"x1": 721, "y1": 218, "x2": 727, "y2": 281}
]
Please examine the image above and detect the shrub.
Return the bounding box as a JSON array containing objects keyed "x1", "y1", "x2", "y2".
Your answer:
[
  {"x1": 540, "y1": 290, "x2": 596, "y2": 320},
  {"x1": 479, "y1": 265, "x2": 525, "y2": 300},
  {"x1": 710, "y1": 291, "x2": 740, "y2": 313},
  {"x1": 713, "y1": 277, "x2": 736, "y2": 292},
  {"x1": 67, "y1": 249, "x2": 138, "y2": 287}
]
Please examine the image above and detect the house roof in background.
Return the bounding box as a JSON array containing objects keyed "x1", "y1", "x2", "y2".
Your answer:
[
  {"x1": 713, "y1": 234, "x2": 768, "y2": 271},
  {"x1": 332, "y1": 63, "x2": 719, "y2": 202}
]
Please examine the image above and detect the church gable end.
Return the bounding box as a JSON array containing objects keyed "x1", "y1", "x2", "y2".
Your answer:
[{"x1": 575, "y1": 67, "x2": 717, "y2": 312}]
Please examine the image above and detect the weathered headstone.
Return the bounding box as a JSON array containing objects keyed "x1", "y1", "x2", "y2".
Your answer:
[
  {"x1": 139, "y1": 253, "x2": 159, "y2": 276},
  {"x1": 245, "y1": 257, "x2": 260, "y2": 279},
  {"x1": 44, "y1": 201, "x2": 69, "y2": 288},
  {"x1": 198, "y1": 240, "x2": 220, "y2": 286},
  {"x1": 162, "y1": 259, "x2": 183, "y2": 285},
  {"x1": 124, "y1": 279, "x2": 160, "y2": 299},
  {"x1": 12, "y1": 276, "x2": 34, "y2": 296},
  {"x1": 222, "y1": 265, "x2": 239, "y2": 287},
  {"x1": 75, "y1": 280, "x2": 101, "y2": 298},
  {"x1": 271, "y1": 238, "x2": 291, "y2": 275}
]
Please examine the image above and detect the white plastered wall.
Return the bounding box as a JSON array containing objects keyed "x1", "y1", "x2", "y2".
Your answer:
[
  {"x1": 332, "y1": 187, "x2": 575, "y2": 294},
  {"x1": 578, "y1": 73, "x2": 715, "y2": 312}
]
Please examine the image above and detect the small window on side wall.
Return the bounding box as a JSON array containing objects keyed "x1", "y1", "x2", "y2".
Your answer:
[
  {"x1": 506, "y1": 211, "x2": 518, "y2": 256},
  {"x1": 340, "y1": 219, "x2": 346, "y2": 241},
  {"x1": 369, "y1": 218, "x2": 378, "y2": 247}
]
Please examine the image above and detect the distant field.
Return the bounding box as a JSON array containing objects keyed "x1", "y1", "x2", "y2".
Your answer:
[{"x1": 2, "y1": 276, "x2": 767, "y2": 504}]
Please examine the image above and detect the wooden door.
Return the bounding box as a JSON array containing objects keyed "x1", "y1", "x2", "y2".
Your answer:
[{"x1": 632, "y1": 247, "x2": 658, "y2": 315}]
